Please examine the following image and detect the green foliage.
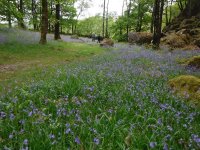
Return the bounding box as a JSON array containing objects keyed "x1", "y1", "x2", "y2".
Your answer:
[{"x1": 76, "y1": 14, "x2": 115, "y2": 37}]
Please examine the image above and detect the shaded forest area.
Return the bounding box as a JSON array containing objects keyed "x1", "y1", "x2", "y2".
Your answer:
[{"x1": 0, "y1": 0, "x2": 200, "y2": 48}]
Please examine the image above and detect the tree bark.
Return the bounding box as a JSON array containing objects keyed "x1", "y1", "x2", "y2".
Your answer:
[
  {"x1": 32, "y1": 0, "x2": 37, "y2": 30},
  {"x1": 152, "y1": 0, "x2": 164, "y2": 49},
  {"x1": 55, "y1": 2, "x2": 61, "y2": 40},
  {"x1": 18, "y1": 0, "x2": 26, "y2": 29},
  {"x1": 39, "y1": 0, "x2": 48, "y2": 44},
  {"x1": 136, "y1": 2, "x2": 142, "y2": 32},
  {"x1": 7, "y1": 0, "x2": 12, "y2": 28},
  {"x1": 102, "y1": 0, "x2": 106, "y2": 37},
  {"x1": 126, "y1": 0, "x2": 131, "y2": 41},
  {"x1": 105, "y1": 0, "x2": 109, "y2": 38}
]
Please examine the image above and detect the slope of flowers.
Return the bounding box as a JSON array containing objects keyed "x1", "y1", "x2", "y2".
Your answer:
[{"x1": 0, "y1": 45, "x2": 200, "y2": 149}]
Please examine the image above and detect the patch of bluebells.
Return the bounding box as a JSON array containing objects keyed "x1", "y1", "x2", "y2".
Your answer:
[{"x1": 0, "y1": 44, "x2": 199, "y2": 149}]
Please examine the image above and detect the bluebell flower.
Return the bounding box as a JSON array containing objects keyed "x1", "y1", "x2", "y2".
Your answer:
[
  {"x1": 93, "y1": 138, "x2": 100, "y2": 145},
  {"x1": 149, "y1": 142, "x2": 157, "y2": 148}
]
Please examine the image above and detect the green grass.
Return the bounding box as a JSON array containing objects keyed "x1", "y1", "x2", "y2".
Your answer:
[
  {"x1": 0, "y1": 29, "x2": 200, "y2": 150},
  {"x1": 0, "y1": 41, "x2": 104, "y2": 81}
]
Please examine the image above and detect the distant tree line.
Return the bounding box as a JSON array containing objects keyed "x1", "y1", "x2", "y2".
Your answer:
[{"x1": 0, "y1": 0, "x2": 199, "y2": 46}]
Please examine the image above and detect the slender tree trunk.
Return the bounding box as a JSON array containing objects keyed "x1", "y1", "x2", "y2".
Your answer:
[
  {"x1": 169, "y1": 0, "x2": 172, "y2": 24},
  {"x1": 72, "y1": 24, "x2": 74, "y2": 34},
  {"x1": 105, "y1": 0, "x2": 109, "y2": 38},
  {"x1": 188, "y1": 0, "x2": 191, "y2": 17},
  {"x1": 126, "y1": 0, "x2": 131, "y2": 41},
  {"x1": 152, "y1": 0, "x2": 164, "y2": 49},
  {"x1": 165, "y1": 0, "x2": 169, "y2": 26},
  {"x1": 102, "y1": 0, "x2": 106, "y2": 37},
  {"x1": 7, "y1": 0, "x2": 12, "y2": 28},
  {"x1": 8, "y1": 15, "x2": 12, "y2": 28},
  {"x1": 18, "y1": 0, "x2": 26, "y2": 29},
  {"x1": 39, "y1": 0, "x2": 48, "y2": 44},
  {"x1": 136, "y1": 2, "x2": 141, "y2": 32},
  {"x1": 150, "y1": 5, "x2": 155, "y2": 33},
  {"x1": 32, "y1": 0, "x2": 37, "y2": 30},
  {"x1": 48, "y1": 0, "x2": 53, "y2": 32},
  {"x1": 55, "y1": 2, "x2": 61, "y2": 40}
]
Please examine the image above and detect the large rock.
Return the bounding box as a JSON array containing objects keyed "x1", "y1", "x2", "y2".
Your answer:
[
  {"x1": 161, "y1": 32, "x2": 190, "y2": 48},
  {"x1": 169, "y1": 75, "x2": 200, "y2": 105},
  {"x1": 100, "y1": 38, "x2": 114, "y2": 47},
  {"x1": 128, "y1": 32, "x2": 152, "y2": 45},
  {"x1": 187, "y1": 55, "x2": 200, "y2": 69}
]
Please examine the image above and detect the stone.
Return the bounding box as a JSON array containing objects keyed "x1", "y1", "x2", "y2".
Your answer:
[
  {"x1": 100, "y1": 38, "x2": 114, "y2": 47},
  {"x1": 128, "y1": 32, "x2": 152, "y2": 45}
]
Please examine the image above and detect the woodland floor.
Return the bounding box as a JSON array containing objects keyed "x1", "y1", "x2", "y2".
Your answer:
[{"x1": 0, "y1": 28, "x2": 200, "y2": 149}]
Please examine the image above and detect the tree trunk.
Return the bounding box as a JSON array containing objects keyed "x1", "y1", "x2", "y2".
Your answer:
[
  {"x1": 102, "y1": 0, "x2": 106, "y2": 37},
  {"x1": 152, "y1": 0, "x2": 164, "y2": 49},
  {"x1": 18, "y1": 0, "x2": 26, "y2": 29},
  {"x1": 39, "y1": 0, "x2": 48, "y2": 44},
  {"x1": 55, "y1": 2, "x2": 61, "y2": 40},
  {"x1": 7, "y1": 0, "x2": 12, "y2": 28},
  {"x1": 32, "y1": 0, "x2": 37, "y2": 30},
  {"x1": 105, "y1": 0, "x2": 109, "y2": 38},
  {"x1": 165, "y1": 0, "x2": 169, "y2": 26},
  {"x1": 126, "y1": 0, "x2": 131, "y2": 41},
  {"x1": 48, "y1": 0, "x2": 53, "y2": 32},
  {"x1": 150, "y1": 5, "x2": 155, "y2": 33},
  {"x1": 136, "y1": 2, "x2": 142, "y2": 32}
]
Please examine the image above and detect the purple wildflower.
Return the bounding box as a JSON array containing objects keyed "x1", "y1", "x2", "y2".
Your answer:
[
  {"x1": 9, "y1": 113, "x2": 15, "y2": 120},
  {"x1": 65, "y1": 123, "x2": 70, "y2": 128},
  {"x1": 0, "y1": 111, "x2": 6, "y2": 119},
  {"x1": 23, "y1": 139, "x2": 28, "y2": 145},
  {"x1": 163, "y1": 143, "x2": 168, "y2": 150},
  {"x1": 75, "y1": 137, "x2": 81, "y2": 144},
  {"x1": 149, "y1": 142, "x2": 157, "y2": 148},
  {"x1": 65, "y1": 128, "x2": 71, "y2": 134},
  {"x1": 157, "y1": 118, "x2": 162, "y2": 125},
  {"x1": 93, "y1": 138, "x2": 100, "y2": 145},
  {"x1": 49, "y1": 134, "x2": 55, "y2": 139}
]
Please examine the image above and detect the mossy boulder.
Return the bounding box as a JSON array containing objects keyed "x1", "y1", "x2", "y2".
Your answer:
[
  {"x1": 187, "y1": 55, "x2": 200, "y2": 68},
  {"x1": 100, "y1": 38, "x2": 114, "y2": 47},
  {"x1": 169, "y1": 75, "x2": 200, "y2": 105},
  {"x1": 128, "y1": 32, "x2": 152, "y2": 45},
  {"x1": 161, "y1": 33, "x2": 190, "y2": 48}
]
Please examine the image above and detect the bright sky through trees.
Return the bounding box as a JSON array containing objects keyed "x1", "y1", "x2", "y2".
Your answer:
[{"x1": 75, "y1": 0, "x2": 125, "y2": 19}]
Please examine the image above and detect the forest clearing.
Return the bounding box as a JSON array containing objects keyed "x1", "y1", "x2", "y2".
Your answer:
[{"x1": 0, "y1": 0, "x2": 200, "y2": 149}]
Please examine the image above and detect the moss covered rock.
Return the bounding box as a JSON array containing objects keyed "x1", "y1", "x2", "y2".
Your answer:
[
  {"x1": 187, "y1": 55, "x2": 200, "y2": 68},
  {"x1": 161, "y1": 33, "x2": 190, "y2": 48},
  {"x1": 128, "y1": 32, "x2": 152, "y2": 45},
  {"x1": 169, "y1": 75, "x2": 200, "y2": 105},
  {"x1": 100, "y1": 38, "x2": 114, "y2": 47}
]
